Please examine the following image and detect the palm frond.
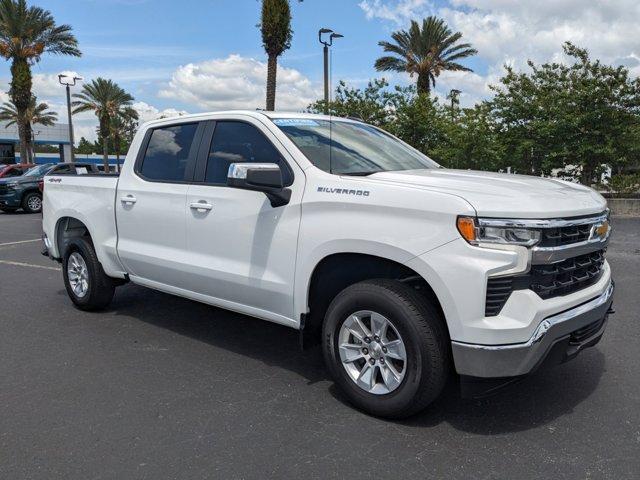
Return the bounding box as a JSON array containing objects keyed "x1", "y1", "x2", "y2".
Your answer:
[
  {"x1": 374, "y1": 14, "x2": 477, "y2": 94},
  {"x1": 374, "y1": 56, "x2": 408, "y2": 72}
]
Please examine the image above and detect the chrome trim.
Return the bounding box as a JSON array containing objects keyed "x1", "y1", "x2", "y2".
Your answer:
[
  {"x1": 531, "y1": 236, "x2": 609, "y2": 264},
  {"x1": 477, "y1": 211, "x2": 608, "y2": 229},
  {"x1": 477, "y1": 211, "x2": 610, "y2": 265},
  {"x1": 227, "y1": 162, "x2": 280, "y2": 180},
  {"x1": 451, "y1": 280, "x2": 614, "y2": 377}
]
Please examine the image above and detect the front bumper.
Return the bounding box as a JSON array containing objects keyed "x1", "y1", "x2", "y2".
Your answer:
[
  {"x1": 0, "y1": 191, "x2": 21, "y2": 207},
  {"x1": 451, "y1": 280, "x2": 614, "y2": 378}
]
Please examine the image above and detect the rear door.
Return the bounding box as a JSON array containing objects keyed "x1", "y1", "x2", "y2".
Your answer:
[
  {"x1": 116, "y1": 121, "x2": 205, "y2": 285},
  {"x1": 182, "y1": 118, "x2": 304, "y2": 323}
]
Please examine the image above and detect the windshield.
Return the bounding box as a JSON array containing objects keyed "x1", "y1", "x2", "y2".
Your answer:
[
  {"x1": 273, "y1": 118, "x2": 439, "y2": 175},
  {"x1": 24, "y1": 164, "x2": 53, "y2": 177}
]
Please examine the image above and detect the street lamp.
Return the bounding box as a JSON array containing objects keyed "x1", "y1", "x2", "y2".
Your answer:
[
  {"x1": 447, "y1": 88, "x2": 461, "y2": 121},
  {"x1": 318, "y1": 28, "x2": 343, "y2": 114},
  {"x1": 58, "y1": 74, "x2": 82, "y2": 163}
]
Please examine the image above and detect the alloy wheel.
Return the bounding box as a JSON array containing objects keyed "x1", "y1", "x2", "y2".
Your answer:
[
  {"x1": 67, "y1": 252, "x2": 89, "y2": 298},
  {"x1": 338, "y1": 310, "x2": 407, "y2": 395}
]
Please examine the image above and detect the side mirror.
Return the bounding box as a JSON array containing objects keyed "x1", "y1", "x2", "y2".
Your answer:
[{"x1": 227, "y1": 163, "x2": 291, "y2": 207}]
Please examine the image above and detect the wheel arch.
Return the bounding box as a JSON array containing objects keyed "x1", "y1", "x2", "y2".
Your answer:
[
  {"x1": 55, "y1": 216, "x2": 93, "y2": 258},
  {"x1": 300, "y1": 252, "x2": 449, "y2": 349}
]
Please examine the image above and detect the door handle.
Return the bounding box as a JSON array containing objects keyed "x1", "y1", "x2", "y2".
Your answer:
[
  {"x1": 190, "y1": 201, "x2": 213, "y2": 212},
  {"x1": 121, "y1": 195, "x2": 137, "y2": 205}
]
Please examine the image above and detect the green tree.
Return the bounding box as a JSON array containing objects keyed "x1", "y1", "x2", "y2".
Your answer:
[
  {"x1": 432, "y1": 103, "x2": 505, "y2": 171},
  {"x1": 71, "y1": 78, "x2": 135, "y2": 170},
  {"x1": 374, "y1": 16, "x2": 477, "y2": 95},
  {"x1": 0, "y1": 95, "x2": 57, "y2": 127},
  {"x1": 260, "y1": 0, "x2": 292, "y2": 111},
  {"x1": 0, "y1": 0, "x2": 80, "y2": 164},
  {"x1": 0, "y1": 95, "x2": 57, "y2": 161},
  {"x1": 109, "y1": 106, "x2": 138, "y2": 164},
  {"x1": 75, "y1": 136, "x2": 95, "y2": 155},
  {"x1": 308, "y1": 79, "x2": 394, "y2": 126},
  {"x1": 489, "y1": 42, "x2": 640, "y2": 183}
]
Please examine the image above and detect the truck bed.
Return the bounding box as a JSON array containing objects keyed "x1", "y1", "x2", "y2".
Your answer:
[{"x1": 42, "y1": 173, "x2": 124, "y2": 277}]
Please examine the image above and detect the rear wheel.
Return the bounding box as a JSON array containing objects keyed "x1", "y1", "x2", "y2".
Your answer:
[
  {"x1": 22, "y1": 192, "x2": 42, "y2": 213},
  {"x1": 322, "y1": 279, "x2": 449, "y2": 418},
  {"x1": 62, "y1": 238, "x2": 116, "y2": 311}
]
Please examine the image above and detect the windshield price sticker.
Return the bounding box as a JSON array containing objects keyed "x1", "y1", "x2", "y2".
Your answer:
[{"x1": 273, "y1": 119, "x2": 319, "y2": 127}]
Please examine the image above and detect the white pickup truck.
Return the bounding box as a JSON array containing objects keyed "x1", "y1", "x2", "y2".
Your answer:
[{"x1": 42, "y1": 111, "x2": 614, "y2": 418}]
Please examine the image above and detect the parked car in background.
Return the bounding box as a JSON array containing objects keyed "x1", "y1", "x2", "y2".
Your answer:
[
  {"x1": 1, "y1": 162, "x2": 99, "y2": 213},
  {"x1": 0, "y1": 163, "x2": 35, "y2": 178}
]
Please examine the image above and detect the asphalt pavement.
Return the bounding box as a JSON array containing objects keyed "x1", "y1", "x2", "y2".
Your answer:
[{"x1": 1, "y1": 211, "x2": 638, "y2": 480}]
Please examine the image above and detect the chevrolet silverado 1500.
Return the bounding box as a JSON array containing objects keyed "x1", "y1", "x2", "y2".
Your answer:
[{"x1": 42, "y1": 111, "x2": 614, "y2": 418}]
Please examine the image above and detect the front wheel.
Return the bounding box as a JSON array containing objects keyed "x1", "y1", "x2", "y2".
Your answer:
[
  {"x1": 322, "y1": 279, "x2": 449, "y2": 419},
  {"x1": 62, "y1": 238, "x2": 116, "y2": 311},
  {"x1": 22, "y1": 192, "x2": 42, "y2": 213}
]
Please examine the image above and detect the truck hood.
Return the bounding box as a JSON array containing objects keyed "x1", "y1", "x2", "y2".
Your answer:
[{"x1": 367, "y1": 169, "x2": 607, "y2": 218}]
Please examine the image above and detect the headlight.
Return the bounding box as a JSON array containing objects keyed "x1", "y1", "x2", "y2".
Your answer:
[
  {"x1": 457, "y1": 216, "x2": 541, "y2": 247},
  {"x1": 5, "y1": 182, "x2": 19, "y2": 190}
]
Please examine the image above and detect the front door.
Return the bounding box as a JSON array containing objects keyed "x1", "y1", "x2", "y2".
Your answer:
[
  {"x1": 183, "y1": 119, "x2": 303, "y2": 324},
  {"x1": 116, "y1": 121, "x2": 204, "y2": 285}
]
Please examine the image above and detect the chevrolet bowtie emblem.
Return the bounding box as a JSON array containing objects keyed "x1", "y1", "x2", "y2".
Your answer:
[{"x1": 592, "y1": 220, "x2": 610, "y2": 240}]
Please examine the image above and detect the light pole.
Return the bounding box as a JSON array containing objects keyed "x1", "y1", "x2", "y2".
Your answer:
[
  {"x1": 447, "y1": 88, "x2": 461, "y2": 122},
  {"x1": 58, "y1": 74, "x2": 82, "y2": 163},
  {"x1": 30, "y1": 130, "x2": 41, "y2": 163},
  {"x1": 318, "y1": 28, "x2": 343, "y2": 114}
]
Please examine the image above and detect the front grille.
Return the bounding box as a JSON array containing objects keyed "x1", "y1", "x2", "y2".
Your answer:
[
  {"x1": 539, "y1": 224, "x2": 592, "y2": 247},
  {"x1": 528, "y1": 250, "x2": 605, "y2": 299},
  {"x1": 485, "y1": 249, "x2": 606, "y2": 316},
  {"x1": 0, "y1": 185, "x2": 8, "y2": 195}
]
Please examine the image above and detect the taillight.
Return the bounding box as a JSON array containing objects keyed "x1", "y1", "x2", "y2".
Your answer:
[{"x1": 38, "y1": 179, "x2": 44, "y2": 192}]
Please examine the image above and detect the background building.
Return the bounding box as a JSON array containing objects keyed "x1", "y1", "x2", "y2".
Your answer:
[{"x1": 0, "y1": 121, "x2": 72, "y2": 164}]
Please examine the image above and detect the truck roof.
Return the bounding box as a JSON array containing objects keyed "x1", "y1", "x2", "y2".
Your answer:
[{"x1": 141, "y1": 110, "x2": 358, "y2": 129}]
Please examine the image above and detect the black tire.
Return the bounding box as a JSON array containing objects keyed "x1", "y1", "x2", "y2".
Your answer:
[
  {"x1": 62, "y1": 237, "x2": 116, "y2": 311},
  {"x1": 22, "y1": 191, "x2": 42, "y2": 213},
  {"x1": 322, "y1": 279, "x2": 449, "y2": 419}
]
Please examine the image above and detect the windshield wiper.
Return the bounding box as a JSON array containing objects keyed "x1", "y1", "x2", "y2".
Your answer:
[{"x1": 339, "y1": 171, "x2": 381, "y2": 176}]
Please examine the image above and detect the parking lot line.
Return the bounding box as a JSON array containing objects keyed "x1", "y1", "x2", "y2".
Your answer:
[
  {"x1": 0, "y1": 260, "x2": 60, "y2": 271},
  {"x1": 0, "y1": 238, "x2": 42, "y2": 247}
]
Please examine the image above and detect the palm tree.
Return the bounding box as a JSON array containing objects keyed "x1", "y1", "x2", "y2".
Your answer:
[
  {"x1": 374, "y1": 16, "x2": 477, "y2": 96},
  {"x1": 0, "y1": 0, "x2": 80, "y2": 163},
  {"x1": 0, "y1": 95, "x2": 57, "y2": 161},
  {"x1": 109, "y1": 106, "x2": 138, "y2": 170},
  {"x1": 71, "y1": 78, "x2": 135, "y2": 171},
  {"x1": 260, "y1": 0, "x2": 292, "y2": 111}
]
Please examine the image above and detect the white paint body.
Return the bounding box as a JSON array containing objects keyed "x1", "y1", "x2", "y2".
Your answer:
[{"x1": 42, "y1": 111, "x2": 611, "y2": 348}]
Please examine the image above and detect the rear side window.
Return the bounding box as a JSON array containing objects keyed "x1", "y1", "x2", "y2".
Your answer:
[
  {"x1": 205, "y1": 121, "x2": 291, "y2": 185},
  {"x1": 140, "y1": 123, "x2": 199, "y2": 182}
]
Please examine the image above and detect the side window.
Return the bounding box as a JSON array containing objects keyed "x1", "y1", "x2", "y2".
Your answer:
[
  {"x1": 139, "y1": 123, "x2": 199, "y2": 182},
  {"x1": 205, "y1": 121, "x2": 291, "y2": 185}
]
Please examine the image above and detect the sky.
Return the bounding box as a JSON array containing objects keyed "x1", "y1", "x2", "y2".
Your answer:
[{"x1": 1, "y1": 0, "x2": 639, "y2": 142}]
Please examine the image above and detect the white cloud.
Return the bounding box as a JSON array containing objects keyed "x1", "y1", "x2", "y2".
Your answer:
[
  {"x1": 159, "y1": 54, "x2": 320, "y2": 111},
  {"x1": 32, "y1": 71, "x2": 82, "y2": 98},
  {"x1": 360, "y1": 0, "x2": 640, "y2": 102},
  {"x1": 359, "y1": 0, "x2": 433, "y2": 25},
  {"x1": 132, "y1": 101, "x2": 188, "y2": 124}
]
